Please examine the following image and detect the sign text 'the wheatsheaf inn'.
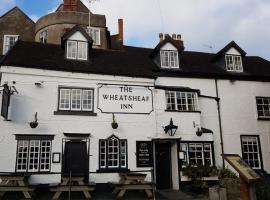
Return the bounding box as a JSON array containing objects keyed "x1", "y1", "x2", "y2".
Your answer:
[{"x1": 98, "y1": 84, "x2": 153, "y2": 114}]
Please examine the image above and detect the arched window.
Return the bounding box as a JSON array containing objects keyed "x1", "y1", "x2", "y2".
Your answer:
[{"x1": 99, "y1": 135, "x2": 127, "y2": 170}]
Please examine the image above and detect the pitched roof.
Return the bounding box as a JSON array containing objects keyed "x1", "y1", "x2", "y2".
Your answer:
[
  {"x1": 62, "y1": 25, "x2": 93, "y2": 43},
  {"x1": 1, "y1": 40, "x2": 270, "y2": 81},
  {"x1": 212, "y1": 41, "x2": 247, "y2": 61},
  {"x1": 0, "y1": 41, "x2": 157, "y2": 78},
  {"x1": 0, "y1": 7, "x2": 35, "y2": 24},
  {"x1": 150, "y1": 34, "x2": 184, "y2": 57}
]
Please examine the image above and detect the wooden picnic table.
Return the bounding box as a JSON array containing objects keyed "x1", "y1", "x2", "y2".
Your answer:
[
  {"x1": 112, "y1": 173, "x2": 154, "y2": 199},
  {"x1": 0, "y1": 175, "x2": 34, "y2": 199},
  {"x1": 50, "y1": 176, "x2": 95, "y2": 200}
]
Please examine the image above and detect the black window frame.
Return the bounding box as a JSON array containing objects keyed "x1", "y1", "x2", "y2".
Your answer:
[
  {"x1": 256, "y1": 96, "x2": 270, "y2": 120},
  {"x1": 240, "y1": 135, "x2": 263, "y2": 170},
  {"x1": 179, "y1": 141, "x2": 215, "y2": 168},
  {"x1": 97, "y1": 135, "x2": 129, "y2": 173},
  {"x1": 15, "y1": 135, "x2": 54, "y2": 174},
  {"x1": 54, "y1": 87, "x2": 97, "y2": 116}
]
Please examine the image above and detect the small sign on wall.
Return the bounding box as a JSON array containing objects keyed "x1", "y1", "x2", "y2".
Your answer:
[
  {"x1": 98, "y1": 84, "x2": 153, "y2": 114},
  {"x1": 136, "y1": 141, "x2": 153, "y2": 167}
]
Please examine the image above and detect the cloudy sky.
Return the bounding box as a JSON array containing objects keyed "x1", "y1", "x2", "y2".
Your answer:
[{"x1": 1, "y1": 0, "x2": 270, "y2": 60}]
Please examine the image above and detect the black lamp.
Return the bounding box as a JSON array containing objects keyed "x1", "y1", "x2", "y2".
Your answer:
[{"x1": 164, "y1": 118, "x2": 178, "y2": 136}]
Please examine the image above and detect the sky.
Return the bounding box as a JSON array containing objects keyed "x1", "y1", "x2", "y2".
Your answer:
[{"x1": 1, "y1": 0, "x2": 270, "y2": 60}]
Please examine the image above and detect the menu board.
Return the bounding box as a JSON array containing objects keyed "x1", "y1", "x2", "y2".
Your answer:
[
  {"x1": 136, "y1": 141, "x2": 153, "y2": 167},
  {"x1": 223, "y1": 154, "x2": 261, "y2": 183}
]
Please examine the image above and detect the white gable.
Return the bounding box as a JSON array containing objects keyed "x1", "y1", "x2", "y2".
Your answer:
[
  {"x1": 161, "y1": 43, "x2": 177, "y2": 51},
  {"x1": 68, "y1": 31, "x2": 87, "y2": 41},
  {"x1": 226, "y1": 47, "x2": 241, "y2": 55}
]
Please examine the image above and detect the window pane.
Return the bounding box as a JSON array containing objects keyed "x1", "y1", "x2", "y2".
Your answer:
[
  {"x1": 166, "y1": 91, "x2": 176, "y2": 110},
  {"x1": 87, "y1": 27, "x2": 100, "y2": 45},
  {"x1": 241, "y1": 136, "x2": 261, "y2": 169},
  {"x1": 67, "y1": 41, "x2": 77, "y2": 59},
  {"x1": 256, "y1": 97, "x2": 270, "y2": 117},
  {"x1": 77, "y1": 42, "x2": 87, "y2": 60},
  {"x1": 82, "y1": 90, "x2": 93, "y2": 111},
  {"x1": 28, "y1": 140, "x2": 40, "y2": 172},
  {"x1": 40, "y1": 141, "x2": 51, "y2": 171},
  {"x1": 161, "y1": 50, "x2": 179, "y2": 68},
  {"x1": 59, "y1": 89, "x2": 70, "y2": 110},
  {"x1": 71, "y1": 89, "x2": 82, "y2": 110},
  {"x1": 16, "y1": 140, "x2": 29, "y2": 172}
]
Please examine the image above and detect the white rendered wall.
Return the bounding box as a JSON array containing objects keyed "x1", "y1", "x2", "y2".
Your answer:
[{"x1": 0, "y1": 66, "x2": 155, "y2": 184}]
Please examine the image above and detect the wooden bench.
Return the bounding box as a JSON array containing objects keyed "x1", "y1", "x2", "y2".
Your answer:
[
  {"x1": 111, "y1": 182, "x2": 154, "y2": 199},
  {"x1": 0, "y1": 175, "x2": 34, "y2": 199},
  {"x1": 49, "y1": 177, "x2": 95, "y2": 200}
]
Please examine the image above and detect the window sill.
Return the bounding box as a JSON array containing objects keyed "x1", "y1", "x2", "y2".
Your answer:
[
  {"x1": 54, "y1": 110, "x2": 97, "y2": 116},
  {"x1": 96, "y1": 168, "x2": 130, "y2": 173},
  {"x1": 165, "y1": 109, "x2": 201, "y2": 113},
  {"x1": 257, "y1": 117, "x2": 270, "y2": 121}
]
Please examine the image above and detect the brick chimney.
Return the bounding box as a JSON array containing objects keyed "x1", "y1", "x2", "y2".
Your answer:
[
  {"x1": 63, "y1": 0, "x2": 78, "y2": 11},
  {"x1": 118, "y1": 19, "x2": 124, "y2": 42}
]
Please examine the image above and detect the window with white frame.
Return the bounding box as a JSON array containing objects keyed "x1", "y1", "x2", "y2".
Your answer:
[
  {"x1": 99, "y1": 135, "x2": 127, "y2": 169},
  {"x1": 225, "y1": 55, "x2": 243, "y2": 72},
  {"x1": 180, "y1": 142, "x2": 213, "y2": 167},
  {"x1": 16, "y1": 139, "x2": 52, "y2": 172},
  {"x1": 86, "y1": 27, "x2": 100, "y2": 45},
  {"x1": 59, "y1": 88, "x2": 93, "y2": 112},
  {"x1": 3, "y1": 35, "x2": 19, "y2": 54},
  {"x1": 165, "y1": 91, "x2": 198, "y2": 111},
  {"x1": 66, "y1": 40, "x2": 88, "y2": 60},
  {"x1": 241, "y1": 136, "x2": 262, "y2": 169},
  {"x1": 256, "y1": 97, "x2": 270, "y2": 118},
  {"x1": 160, "y1": 50, "x2": 179, "y2": 68},
  {"x1": 39, "y1": 31, "x2": 47, "y2": 44}
]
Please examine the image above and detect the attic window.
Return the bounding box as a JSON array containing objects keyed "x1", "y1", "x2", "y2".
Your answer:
[
  {"x1": 225, "y1": 55, "x2": 243, "y2": 72},
  {"x1": 86, "y1": 27, "x2": 100, "y2": 45},
  {"x1": 160, "y1": 50, "x2": 179, "y2": 68},
  {"x1": 3, "y1": 35, "x2": 19, "y2": 55},
  {"x1": 66, "y1": 40, "x2": 88, "y2": 61}
]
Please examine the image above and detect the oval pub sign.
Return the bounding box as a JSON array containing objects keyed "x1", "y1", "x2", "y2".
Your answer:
[{"x1": 98, "y1": 84, "x2": 153, "y2": 114}]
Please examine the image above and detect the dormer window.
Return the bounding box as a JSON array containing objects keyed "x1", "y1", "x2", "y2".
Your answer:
[
  {"x1": 225, "y1": 55, "x2": 243, "y2": 72},
  {"x1": 86, "y1": 27, "x2": 100, "y2": 45},
  {"x1": 66, "y1": 40, "x2": 88, "y2": 61},
  {"x1": 160, "y1": 50, "x2": 179, "y2": 68}
]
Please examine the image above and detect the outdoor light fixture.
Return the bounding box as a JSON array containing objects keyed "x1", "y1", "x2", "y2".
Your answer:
[
  {"x1": 163, "y1": 118, "x2": 178, "y2": 136},
  {"x1": 111, "y1": 113, "x2": 118, "y2": 129},
  {"x1": 29, "y1": 112, "x2": 38, "y2": 128}
]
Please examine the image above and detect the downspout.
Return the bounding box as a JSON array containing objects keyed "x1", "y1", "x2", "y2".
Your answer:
[{"x1": 215, "y1": 79, "x2": 225, "y2": 168}]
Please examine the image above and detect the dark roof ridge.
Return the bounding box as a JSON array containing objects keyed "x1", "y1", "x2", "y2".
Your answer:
[{"x1": 0, "y1": 6, "x2": 35, "y2": 24}]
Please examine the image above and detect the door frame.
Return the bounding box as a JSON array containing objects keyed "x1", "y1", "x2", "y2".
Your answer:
[{"x1": 61, "y1": 138, "x2": 90, "y2": 179}]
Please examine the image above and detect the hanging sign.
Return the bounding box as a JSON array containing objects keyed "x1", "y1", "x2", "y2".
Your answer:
[
  {"x1": 1, "y1": 84, "x2": 10, "y2": 120},
  {"x1": 98, "y1": 84, "x2": 153, "y2": 114},
  {"x1": 136, "y1": 141, "x2": 153, "y2": 167}
]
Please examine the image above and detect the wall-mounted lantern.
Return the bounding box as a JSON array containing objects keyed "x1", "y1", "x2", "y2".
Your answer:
[
  {"x1": 29, "y1": 112, "x2": 38, "y2": 128},
  {"x1": 163, "y1": 118, "x2": 178, "y2": 136},
  {"x1": 111, "y1": 113, "x2": 118, "y2": 129}
]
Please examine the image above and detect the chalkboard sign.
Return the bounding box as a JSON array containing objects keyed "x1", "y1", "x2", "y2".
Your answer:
[{"x1": 136, "y1": 141, "x2": 153, "y2": 167}]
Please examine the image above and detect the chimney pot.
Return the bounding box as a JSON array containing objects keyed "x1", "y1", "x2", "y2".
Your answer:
[
  {"x1": 172, "y1": 34, "x2": 176, "y2": 40},
  {"x1": 159, "y1": 33, "x2": 164, "y2": 42},
  {"x1": 118, "y1": 18, "x2": 124, "y2": 42},
  {"x1": 177, "y1": 34, "x2": 182, "y2": 40}
]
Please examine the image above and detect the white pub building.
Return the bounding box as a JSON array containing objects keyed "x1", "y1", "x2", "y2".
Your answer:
[{"x1": 1, "y1": 0, "x2": 270, "y2": 191}]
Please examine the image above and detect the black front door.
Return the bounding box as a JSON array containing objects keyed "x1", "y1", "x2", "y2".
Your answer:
[
  {"x1": 63, "y1": 140, "x2": 89, "y2": 178},
  {"x1": 155, "y1": 142, "x2": 172, "y2": 189}
]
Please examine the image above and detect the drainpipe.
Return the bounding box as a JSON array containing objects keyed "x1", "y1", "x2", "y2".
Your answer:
[{"x1": 215, "y1": 79, "x2": 225, "y2": 168}]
